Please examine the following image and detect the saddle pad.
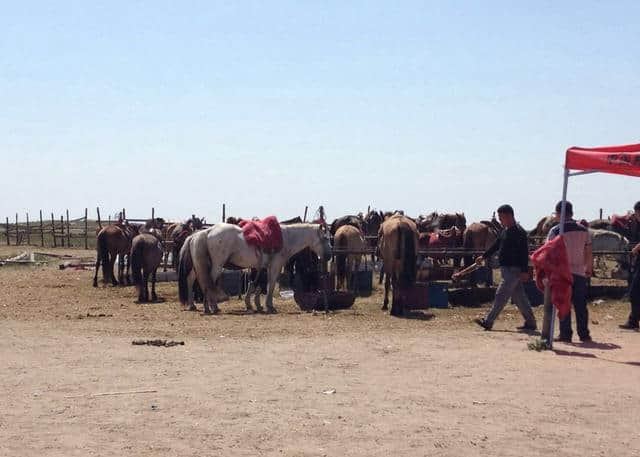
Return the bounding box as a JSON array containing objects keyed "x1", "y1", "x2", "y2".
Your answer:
[{"x1": 238, "y1": 216, "x2": 283, "y2": 251}]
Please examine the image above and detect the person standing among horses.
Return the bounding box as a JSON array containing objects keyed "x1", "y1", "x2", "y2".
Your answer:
[
  {"x1": 473, "y1": 205, "x2": 536, "y2": 331},
  {"x1": 547, "y1": 201, "x2": 593, "y2": 342},
  {"x1": 620, "y1": 201, "x2": 640, "y2": 330}
]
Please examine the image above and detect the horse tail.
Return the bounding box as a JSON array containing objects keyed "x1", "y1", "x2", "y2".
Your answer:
[
  {"x1": 97, "y1": 230, "x2": 110, "y2": 284},
  {"x1": 131, "y1": 239, "x2": 144, "y2": 287},
  {"x1": 178, "y1": 236, "x2": 193, "y2": 305},
  {"x1": 399, "y1": 226, "x2": 416, "y2": 287},
  {"x1": 335, "y1": 232, "x2": 348, "y2": 284}
]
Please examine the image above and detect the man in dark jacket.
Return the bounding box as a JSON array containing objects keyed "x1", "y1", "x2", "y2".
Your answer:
[
  {"x1": 474, "y1": 205, "x2": 536, "y2": 331},
  {"x1": 620, "y1": 201, "x2": 640, "y2": 330}
]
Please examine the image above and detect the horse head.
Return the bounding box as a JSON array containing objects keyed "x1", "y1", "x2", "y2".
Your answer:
[{"x1": 312, "y1": 224, "x2": 332, "y2": 262}]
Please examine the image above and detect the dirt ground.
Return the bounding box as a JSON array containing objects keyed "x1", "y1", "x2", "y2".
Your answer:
[{"x1": 1, "y1": 246, "x2": 640, "y2": 457}]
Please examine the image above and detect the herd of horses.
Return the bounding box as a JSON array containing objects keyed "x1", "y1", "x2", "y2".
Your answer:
[{"x1": 91, "y1": 209, "x2": 637, "y2": 316}]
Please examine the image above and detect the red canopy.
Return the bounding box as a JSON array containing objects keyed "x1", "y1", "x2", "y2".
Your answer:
[{"x1": 566, "y1": 143, "x2": 640, "y2": 177}]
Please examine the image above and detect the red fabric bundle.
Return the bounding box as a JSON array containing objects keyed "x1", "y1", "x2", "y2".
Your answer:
[
  {"x1": 531, "y1": 236, "x2": 573, "y2": 319},
  {"x1": 238, "y1": 216, "x2": 283, "y2": 251}
]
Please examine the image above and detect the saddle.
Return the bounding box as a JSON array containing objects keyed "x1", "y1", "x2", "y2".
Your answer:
[{"x1": 238, "y1": 216, "x2": 283, "y2": 253}]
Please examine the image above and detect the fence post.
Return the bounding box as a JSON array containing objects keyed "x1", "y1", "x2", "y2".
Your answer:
[
  {"x1": 5, "y1": 217, "x2": 9, "y2": 245},
  {"x1": 51, "y1": 213, "x2": 57, "y2": 247},
  {"x1": 26, "y1": 213, "x2": 30, "y2": 245},
  {"x1": 60, "y1": 215, "x2": 65, "y2": 247},
  {"x1": 152, "y1": 207, "x2": 155, "y2": 220},
  {"x1": 66, "y1": 210, "x2": 71, "y2": 247},
  {"x1": 84, "y1": 208, "x2": 88, "y2": 249},
  {"x1": 222, "y1": 203, "x2": 226, "y2": 222},
  {"x1": 40, "y1": 210, "x2": 44, "y2": 247},
  {"x1": 303, "y1": 206, "x2": 308, "y2": 222},
  {"x1": 122, "y1": 208, "x2": 126, "y2": 220},
  {"x1": 15, "y1": 213, "x2": 19, "y2": 245},
  {"x1": 599, "y1": 208, "x2": 603, "y2": 220},
  {"x1": 96, "y1": 207, "x2": 102, "y2": 228}
]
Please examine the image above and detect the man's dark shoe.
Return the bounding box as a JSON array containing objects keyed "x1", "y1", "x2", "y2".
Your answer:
[
  {"x1": 554, "y1": 336, "x2": 572, "y2": 343},
  {"x1": 619, "y1": 322, "x2": 639, "y2": 330},
  {"x1": 580, "y1": 336, "x2": 593, "y2": 343},
  {"x1": 474, "y1": 318, "x2": 492, "y2": 331},
  {"x1": 516, "y1": 323, "x2": 537, "y2": 331}
]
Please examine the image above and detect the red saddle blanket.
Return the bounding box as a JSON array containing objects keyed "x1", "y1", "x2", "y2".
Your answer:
[{"x1": 238, "y1": 216, "x2": 283, "y2": 251}]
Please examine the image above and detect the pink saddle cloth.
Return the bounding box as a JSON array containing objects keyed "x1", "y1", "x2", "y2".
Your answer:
[{"x1": 238, "y1": 216, "x2": 283, "y2": 252}]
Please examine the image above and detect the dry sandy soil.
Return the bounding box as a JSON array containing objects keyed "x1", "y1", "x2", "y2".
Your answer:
[{"x1": 1, "y1": 246, "x2": 640, "y2": 457}]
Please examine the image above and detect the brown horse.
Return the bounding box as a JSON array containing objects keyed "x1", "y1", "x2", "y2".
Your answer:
[
  {"x1": 378, "y1": 215, "x2": 418, "y2": 316},
  {"x1": 462, "y1": 219, "x2": 502, "y2": 285},
  {"x1": 334, "y1": 225, "x2": 365, "y2": 290},
  {"x1": 529, "y1": 215, "x2": 555, "y2": 238},
  {"x1": 93, "y1": 222, "x2": 140, "y2": 287},
  {"x1": 130, "y1": 232, "x2": 164, "y2": 302}
]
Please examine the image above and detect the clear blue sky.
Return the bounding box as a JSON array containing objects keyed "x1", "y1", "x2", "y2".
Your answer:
[{"x1": 2, "y1": 1, "x2": 639, "y2": 228}]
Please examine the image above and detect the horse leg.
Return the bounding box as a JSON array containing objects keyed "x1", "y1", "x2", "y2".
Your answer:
[
  {"x1": 116, "y1": 254, "x2": 124, "y2": 286},
  {"x1": 254, "y1": 280, "x2": 263, "y2": 312},
  {"x1": 205, "y1": 266, "x2": 222, "y2": 315},
  {"x1": 109, "y1": 254, "x2": 118, "y2": 286},
  {"x1": 186, "y1": 270, "x2": 197, "y2": 311},
  {"x1": 265, "y1": 263, "x2": 281, "y2": 313},
  {"x1": 151, "y1": 269, "x2": 158, "y2": 302},
  {"x1": 93, "y1": 255, "x2": 100, "y2": 287},
  {"x1": 244, "y1": 280, "x2": 256, "y2": 312},
  {"x1": 125, "y1": 253, "x2": 132, "y2": 285},
  {"x1": 382, "y1": 272, "x2": 390, "y2": 310},
  {"x1": 143, "y1": 271, "x2": 150, "y2": 302}
]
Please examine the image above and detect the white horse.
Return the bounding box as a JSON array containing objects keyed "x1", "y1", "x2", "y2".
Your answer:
[
  {"x1": 178, "y1": 223, "x2": 332, "y2": 314},
  {"x1": 590, "y1": 228, "x2": 630, "y2": 280}
]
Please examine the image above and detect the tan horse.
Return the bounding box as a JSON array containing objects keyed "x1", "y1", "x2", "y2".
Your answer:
[
  {"x1": 92, "y1": 222, "x2": 140, "y2": 287},
  {"x1": 378, "y1": 215, "x2": 418, "y2": 316},
  {"x1": 334, "y1": 225, "x2": 365, "y2": 290}
]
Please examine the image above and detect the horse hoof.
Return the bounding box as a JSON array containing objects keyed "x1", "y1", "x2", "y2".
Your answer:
[
  {"x1": 186, "y1": 306, "x2": 198, "y2": 312},
  {"x1": 266, "y1": 307, "x2": 277, "y2": 314}
]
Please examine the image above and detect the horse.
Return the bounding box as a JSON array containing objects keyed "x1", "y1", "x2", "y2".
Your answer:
[
  {"x1": 417, "y1": 212, "x2": 466, "y2": 233},
  {"x1": 93, "y1": 222, "x2": 140, "y2": 287},
  {"x1": 529, "y1": 215, "x2": 555, "y2": 239},
  {"x1": 422, "y1": 226, "x2": 463, "y2": 265},
  {"x1": 130, "y1": 232, "x2": 164, "y2": 302},
  {"x1": 378, "y1": 215, "x2": 418, "y2": 316},
  {"x1": 462, "y1": 219, "x2": 502, "y2": 285},
  {"x1": 330, "y1": 215, "x2": 363, "y2": 237},
  {"x1": 178, "y1": 223, "x2": 332, "y2": 314},
  {"x1": 362, "y1": 210, "x2": 384, "y2": 263},
  {"x1": 334, "y1": 225, "x2": 365, "y2": 291},
  {"x1": 590, "y1": 228, "x2": 631, "y2": 280}
]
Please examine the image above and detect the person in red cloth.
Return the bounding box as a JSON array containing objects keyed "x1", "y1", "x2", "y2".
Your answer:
[{"x1": 547, "y1": 201, "x2": 593, "y2": 343}]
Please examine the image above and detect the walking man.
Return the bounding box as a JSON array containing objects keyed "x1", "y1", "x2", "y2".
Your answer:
[
  {"x1": 547, "y1": 201, "x2": 593, "y2": 342},
  {"x1": 473, "y1": 205, "x2": 537, "y2": 331}
]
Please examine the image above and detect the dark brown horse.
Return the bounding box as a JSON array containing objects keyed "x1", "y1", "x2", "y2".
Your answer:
[
  {"x1": 330, "y1": 215, "x2": 364, "y2": 236},
  {"x1": 93, "y1": 222, "x2": 140, "y2": 287},
  {"x1": 130, "y1": 232, "x2": 164, "y2": 302},
  {"x1": 362, "y1": 210, "x2": 384, "y2": 262},
  {"x1": 378, "y1": 215, "x2": 418, "y2": 316},
  {"x1": 416, "y1": 212, "x2": 466, "y2": 233}
]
